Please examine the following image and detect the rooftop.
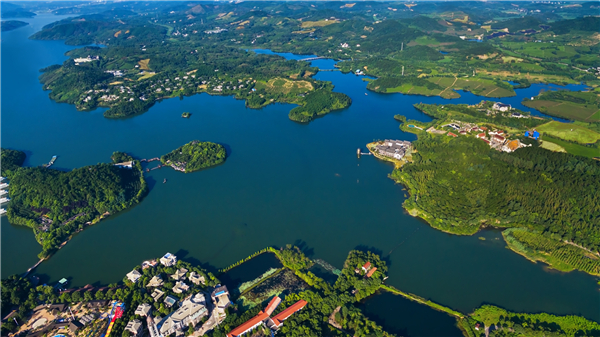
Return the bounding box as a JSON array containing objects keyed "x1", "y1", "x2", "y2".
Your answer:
[{"x1": 272, "y1": 300, "x2": 308, "y2": 326}]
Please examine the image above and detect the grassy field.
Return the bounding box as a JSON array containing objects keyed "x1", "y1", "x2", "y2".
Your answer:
[
  {"x1": 386, "y1": 83, "x2": 459, "y2": 99},
  {"x1": 537, "y1": 121, "x2": 600, "y2": 144},
  {"x1": 300, "y1": 20, "x2": 338, "y2": 28},
  {"x1": 254, "y1": 77, "x2": 313, "y2": 94},
  {"x1": 543, "y1": 135, "x2": 600, "y2": 158},
  {"x1": 137, "y1": 71, "x2": 156, "y2": 81},
  {"x1": 540, "y1": 140, "x2": 566, "y2": 153},
  {"x1": 138, "y1": 59, "x2": 151, "y2": 70}
]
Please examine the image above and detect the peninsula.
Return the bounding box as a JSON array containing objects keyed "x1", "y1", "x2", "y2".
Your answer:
[{"x1": 387, "y1": 103, "x2": 600, "y2": 276}]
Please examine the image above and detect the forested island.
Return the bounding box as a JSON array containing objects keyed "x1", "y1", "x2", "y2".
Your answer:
[
  {"x1": 388, "y1": 103, "x2": 600, "y2": 276},
  {"x1": 1, "y1": 20, "x2": 29, "y2": 32},
  {"x1": 3, "y1": 245, "x2": 599, "y2": 337},
  {"x1": 161, "y1": 141, "x2": 227, "y2": 173},
  {"x1": 3, "y1": 149, "x2": 148, "y2": 258}
]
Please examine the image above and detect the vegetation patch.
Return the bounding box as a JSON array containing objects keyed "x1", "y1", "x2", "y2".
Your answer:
[
  {"x1": 288, "y1": 89, "x2": 351, "y2": 123},
  {"x1": 138, "y1": 58, "x2": 151, "y2": 70},
  {"x1": 537, "y1": 121, "x2": 600, "y2": 144},
  {"x1": 540, "y1": 140, "x2": 566, "y2": 153},
  {"x1": 237, "y1": 269, "x2": 307, "y2": 310},
  {"x1": 254, "y1": 77, "x2": 313, "y2": 94},
  {"x1": 503, "y1": 228, "x2": 600, "y2": 275},
  {"x1": 522, "y1": 91, "x2": 600, "y2": 122},
  {"x1": 300, "y1": 20, "x2": 338, "y2": 28},
  {"x1": 160, "y1": 140, "x2": 227, "y2": 173}
]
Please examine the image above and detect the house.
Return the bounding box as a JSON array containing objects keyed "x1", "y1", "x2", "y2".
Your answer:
[
  {"x1": 447, "y1": 132, "x2": 458, "y2": 137},
  {"x1": 492, "y1": 102, "x2": 511, "y2": 112},
  {"x1": 125, "y1": 319, "x2": 142, "y2": 335},
  {"x1": 147, "y1": 275, "x2": 164, "y2": 288},
  {"x1": 160, "y1": 252, "x2": 177, "y2": 267},
  {"x1": 79, "y1": 313, "x2": 96, "y2": 326},
  {"x1": 511, "y1": 112, "x2": 524, "y2": 118},
  {"x1": 142, "y1": 260, "x2": 158, "y2": 269},
  {"x1": 86, "y1": 300, "x2": 108, "y2": 309},
  {"x1": 264, "y1": 297, "x2": 282, "y2": 316},
  {"x1": 151, "y1": 289, "x2": 165, "y2": 302},
  {"x1": 271, "y1": 300, "x2": 308, "y2": 328},
  {"x1": 362, "y1": 262, "x2": 371, "y2": 272},
  {"x1": 159, "y1": 293, "x2": 208, "y2": 336},
  {"x1": 135, "y1": 303, "x2": 152, "y2": 317},
  {"x1": 172, "y1": 281, "x2": 189, "y2": 294},
  {"x1": 366, "y1": 267, "x2": 378, "y2": 278},
  {"x1": 492, "y1": 135, "x2": 506, "y2": 144},
  {"x1": 126, "y1": 270, "x2": 142, "y2": 283},
  {"x1": 171, "y1": 268, "x2": 188, "y2": 281},
  {"x1": 476, "y1": 133, "x2": 486, "y2": 139},
  {"x1": 69, "y1": 321, "x2": 84, "y2": 333},
  {"x1": 211, "y1": 285, "x2": 231, "y2": 309},
  {"x1": 164, "y1": 295, "x2": 178, "y2": 308},
  {"x1": 188, "y1": 272, "x2": 205, "y2": 285}
]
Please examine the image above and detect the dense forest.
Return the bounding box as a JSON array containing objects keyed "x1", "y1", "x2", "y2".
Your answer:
[
  {"x1": 6, "y1": 155, "x2": 147, "y2": 258},
  {"x1": 1, "y1": 148, "x2": 26, "y2": 178},
  {"x1": 161, "y1": 141, "x2": 227, "y2": 173},
  {"x1": 392, "y1": 134, "x2": 600, "y2": 252}
]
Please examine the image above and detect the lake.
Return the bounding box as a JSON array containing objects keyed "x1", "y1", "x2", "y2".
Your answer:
[{"x1": 2, "y1": 14, "x2": 598, "y2": 333}]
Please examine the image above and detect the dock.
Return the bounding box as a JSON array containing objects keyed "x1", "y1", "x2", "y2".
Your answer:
[
  {"x1": 141, "y1": 157, "x2": 159, "y2": 163},
  {"x1": 356, "y1": 148, "x2": 372, "y2": 158}
]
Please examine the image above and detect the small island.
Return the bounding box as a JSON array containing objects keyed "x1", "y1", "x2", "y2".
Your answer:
[
  {"x1": 161, "y1": 141, "x2": 227, "y2": 173},
  {"x1": 288, "y1": 89, "x2": 352, "y2": 123},
  {"x1": 181, "y1": 112, "x2": 191, "y2": 118},
  {"x1": 1, "y1": 20, "x2": 29, "y2": 32}
]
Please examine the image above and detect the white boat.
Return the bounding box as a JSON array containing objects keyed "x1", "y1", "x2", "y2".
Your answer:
[
  {"x1": 0, "y1": 197, "x2": 11, "y2": 204},
  {"x1": 0, "y1": 183, "x2": 8, "y2": 189},
  {"x1": 0, "y1": 190, "x2": 7, "y2": 196},
  {"x1": 0, "y1": 209, "x2": 6, "y2": 216}
]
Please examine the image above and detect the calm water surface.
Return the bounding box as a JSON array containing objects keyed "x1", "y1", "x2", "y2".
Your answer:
[{"x1": 2, "y1": 15, "x2": 599, "y2": 328}]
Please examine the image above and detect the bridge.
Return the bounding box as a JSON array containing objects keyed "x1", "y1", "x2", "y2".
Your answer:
[{"x1": 298, "y1": 56, "x2": 326, "y2": 61}]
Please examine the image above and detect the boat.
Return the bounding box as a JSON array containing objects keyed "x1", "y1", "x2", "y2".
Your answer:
[
  {"x1": 163, "y1": 178, "x2": 167, "y2": 183},
  {"x1": 0, "y1": 197, "x2": 10, "y2": 204},
  {"x1": 45, "y1": 155, "x2": 57, "y2": 168},
  {"x1": 0, "y1": 208, "x2": 6, "y2": 216}
]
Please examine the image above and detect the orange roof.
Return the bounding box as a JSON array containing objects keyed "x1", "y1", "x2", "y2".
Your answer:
[
  {"x1": 264, "y1": 296, "x2": 281, "y2": 316},
  {"x1": 507, "y1": 140, "x2": 519, "y2": 151},
  {"x1": 227, "y1": 311, "x2": 269, "y2": 337},
  {"x1": 366, "y1": 267, "x2": 377, "y2": 278},
  {"x1": 480, "y1": 126, "x2": 488, "y2": 130},
  {"x1": 272, "y1": 300, "x2": 307, "y2": 326},
  {"x1": 448, "y1": 132, "x2": 458, "y2": 137},
  {"x1": 362, "y1": 262, "x2": 371, "y2": 270},
  {"x1": 477, "y1": 133, "x2": 486, "y2": 138}
]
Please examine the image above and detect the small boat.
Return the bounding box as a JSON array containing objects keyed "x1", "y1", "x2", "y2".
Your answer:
[
  {"x1": 365, "y1": 93, "x2": 368, "y2": 95},
  {"x1": 163, "y1": 178, "x2": 167, "y2": 183}
]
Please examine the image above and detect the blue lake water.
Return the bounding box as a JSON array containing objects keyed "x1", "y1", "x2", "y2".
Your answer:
[{"x1": 2, "y1": 14, "x2": 599, "y2": 332}]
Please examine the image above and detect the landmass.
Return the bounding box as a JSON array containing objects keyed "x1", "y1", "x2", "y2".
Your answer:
[
  {"x1": 386, "y1": 102, "x2": 600, "y2": 276},
  {"x1": 1, "y1": 148, "x2": 26, "y2": 178},
  {"x1": 3, "y1": 246, "x2": 599, "y2": 337},
  {"x1": 1, "y1": 20, "x2": 29, "y2": 32},
  {"x1": 2, "y1": 149, "x2": 148, "y2": 259},
  {"x1": 1, "y1": 3, "x2": 36, "y2": 19},
  {"x1": 160, "y1": 141, "x2": 227, "y2": 173}
]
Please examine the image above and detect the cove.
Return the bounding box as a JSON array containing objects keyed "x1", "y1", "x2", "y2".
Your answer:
[{"x1": 2, "y1": 15, "x2": 599, "y2": 324}]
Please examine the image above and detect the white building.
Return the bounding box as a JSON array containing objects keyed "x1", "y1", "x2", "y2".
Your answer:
[
  {"x1": 159, "y1": 293, "x2": 208, "y2": 336},
  {"x1": 160, "y1": 252, "x2": 177, "y2": 266},
  {"x1": 135, "y1": 303, "x2": 152, "y2": 317},
  {"x1": 126, "y1": 270, "x2": 142, "y2": 283},
  {"x1": 125, "y1": 319, "x2": 142, "y2": 335}
]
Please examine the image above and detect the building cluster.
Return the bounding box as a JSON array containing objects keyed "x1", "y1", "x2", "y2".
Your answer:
[
  {"x1": 120, "y1": 252, "x2": 231, "y2": 337},
  {"x1": 355, "y1": 261, "x2": 378, "y2": 278},
  {"x1": 226, "y1": 296, "x2": 307, "y2": 337},
  {"x1": 374, "y1": 140, "x2": 412, "y2": 160},
  {"x1": 73, "y1": 55, "x2": 100, "y2": 64},
  {"x1": 205, "y1": 27, "x2": 228, "y2": 34},
  {"x1": 429, "y1": 120, "x2": 529, "y2": 153}
]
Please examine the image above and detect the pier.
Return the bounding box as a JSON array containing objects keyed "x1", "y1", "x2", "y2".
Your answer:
[
  {"x1": 141, "y1": 157, "x2": 160, "y2": 162},
  {"x1": 357, "y1": 148, "x2": 372, "y2": 158},
  {"x1": 146, "y1": 164, "x2": 164, "y2": 172}
]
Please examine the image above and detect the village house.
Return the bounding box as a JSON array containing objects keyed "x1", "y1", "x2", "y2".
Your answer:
[
  {"x1": 211, "y1": 285, "x2": 231, "y2": 310},
  {"x1": 151, "y1": 289, "x2": 165, "y2": 302},
  {"x1": 172, "y1": 281, "x2": 190, "y2": 294},
  {"x1": 159, "y1": 293, "x2": 208, "y2": 336},
  {"x1": 135, "y1": 303, "x2": 152, "y2": 317},
  {"x1": 160, "y1": 252, "x2": 177, "y2": 267},
  {"x1": 492, "y1": 102, "x2": 511, "y2": 112},
  {"x1": 171, "y1": 268, "x2": 188, "y2": 281},
  {"x1": 125, "y1": 319, "x2": 142, "y2": 335},
  {"x1": 188, "y1": 272, "x2": 205, "y2": 285},
  {"x1": 164, "y1": 295, "x2": 178, "y2": 308},
  {"x1": 148, "y1": 275, "x2": 164, "y2": 287},
  {"x1": 126, "y1": 270, "x2": 142, "y2": 283}
]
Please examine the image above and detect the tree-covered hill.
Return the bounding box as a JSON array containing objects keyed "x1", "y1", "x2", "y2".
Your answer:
[{"x1": 1, "y1": 148, "x2": 26, "y2": 178}]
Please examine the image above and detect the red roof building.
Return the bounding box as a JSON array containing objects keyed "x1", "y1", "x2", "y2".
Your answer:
[
  {"x1": 264, "y1": 296, "x2": 282, "y2": 316},
  {"x1": 482, "y1": 139, "x2": 491, "y2": 145},
  {"x1": 476, "y1": 133, "x2": 486, "y2": 139},
  {"x1": 271, "y1": 300, "x2": 308, "y2": 327},
  {"x1": 227, "y1": 311, "x2": 269, "y2": 337},
  {"x1": 447, "y1": 132, "x2": 458, "y2": 137},
  {"x1": 493, "y1": 135, "x2": 505, "y2": 142},
  {"x1": 361, "y1": 262, "x2": 371, "y2": 272},
  {"x1": 480, "y1": 126, "x2": 488, "y2": 131},
  {"x1": 366, "y1": 267, "x2": 378, "y2": 278}
]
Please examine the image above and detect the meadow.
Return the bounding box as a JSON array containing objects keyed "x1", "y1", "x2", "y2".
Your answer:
[{"x1": 537, "y1": 121, "x2": 600, "y2": 144}]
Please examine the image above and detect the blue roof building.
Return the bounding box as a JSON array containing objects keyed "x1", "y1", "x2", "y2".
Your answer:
[{"x1": 533, "y1": 131, "x2": 540, "y2": 139}]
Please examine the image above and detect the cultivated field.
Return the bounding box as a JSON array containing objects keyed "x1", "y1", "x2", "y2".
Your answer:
[
  {"x1": 138, "y1": 58, "x2": 151, "y2": 70},
  {"x1": 543, "y1": 136, "x2": 600, "y2": 158},
  {"x1": 428, "y1": 77, "x2": 515, "y2": 98},
  {"x1": 300, "y1": 20, "x2": 338, "y2": 28},
  {"x1": 523, "y1": 99, "x2": 599, "y2": 122}
]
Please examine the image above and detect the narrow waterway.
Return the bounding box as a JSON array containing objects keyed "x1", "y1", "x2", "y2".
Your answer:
[{"x1": 2, "y1": 14, "x2": 599, "y2": 326}]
